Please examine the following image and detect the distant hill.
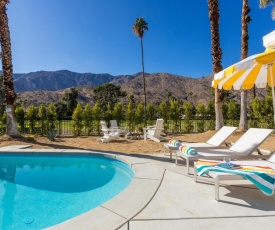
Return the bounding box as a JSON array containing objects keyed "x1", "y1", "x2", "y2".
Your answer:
[
  {"x1": 0, "y1": 72, "x2": 24, "y2": 80},
  {"x1": 9, "y1": 70, "x2": 266, "y2": 107},
  {"x1": 18, "y1": 85, "x2": 95, "y2": 106},
  {"x1": 14, "y1": 70, "x2": 115, "y2": 92},
  {"x1": 115, "y1": 72, "x2": 213, "y2": 105}
]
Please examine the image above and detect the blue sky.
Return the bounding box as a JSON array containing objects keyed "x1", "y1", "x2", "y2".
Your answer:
[{"x1": 6, "y1": 0, "x2": 275, "y2": 78}]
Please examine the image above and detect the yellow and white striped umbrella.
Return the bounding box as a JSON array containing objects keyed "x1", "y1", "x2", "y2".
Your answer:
[
  {"x1": 213, "y1": 62, "x2": 275, "y2": 90},
  {"x1": 212, "y1": 48, "x2": 275, "y2": 126},
  {"x1": 212, "y1": 48, "x2": 275, "y2": 89}
]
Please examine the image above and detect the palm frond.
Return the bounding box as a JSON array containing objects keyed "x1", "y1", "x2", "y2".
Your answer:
[
  {"x1": 260, "y1": 0, "x2": 274, "y2": 8},
  {"x1": 132, "y1": 17, "x2": 148, "y2": 39}
]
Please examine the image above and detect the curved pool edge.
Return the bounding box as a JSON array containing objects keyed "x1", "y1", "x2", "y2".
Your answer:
[
  {"x1": 47, "y1": 151, "x2": 165, "y2": 230},
  {"x1": 0, "y1": 148, "x2": 165, "y2": 230}
]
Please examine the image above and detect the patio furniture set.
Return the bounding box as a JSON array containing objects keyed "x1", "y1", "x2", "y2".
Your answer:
[
  {"x1": 99, "y1": 118, "x2": 166, "y2": 143},
  {"x1": 164, "y1": 126, "x2": 275, "y2": 201},
  {"x1": 99, "y1": 118, "x2": 275, "y2": 201}
]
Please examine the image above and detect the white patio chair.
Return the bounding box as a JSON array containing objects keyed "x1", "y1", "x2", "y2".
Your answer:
[
  {"x1": 164, "y1": 126, "x2": 237, "y2": 161},
  {"x1": 176, "y1": 128, "x2": 274, "y2": 174},
  {"x1": 100, "y1": 121, "x2": 119, "y2": 143},
  {"x1": 110, "y1": 120, "x2": 126, "y2": 136},
  {"x1": 143, "y1": 118, "x2": 167, "y2": 142}
]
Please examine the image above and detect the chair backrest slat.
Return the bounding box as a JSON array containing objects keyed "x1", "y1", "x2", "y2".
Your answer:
[
  {"x1": 153, "y1": 119, "x2": 164, "y2": 138},
  {"x1": 206, "y1": 126, "x2": 237, "y2": 146},
  {"x1": 100, "y1": 121, "x2": 109, "y2": 138},
  {"x1": 110, "y1": 120, "x2": 118, "y2": 128},
  {"x1": 229, "y1": 128, "x2": 273, "y2": 155}
]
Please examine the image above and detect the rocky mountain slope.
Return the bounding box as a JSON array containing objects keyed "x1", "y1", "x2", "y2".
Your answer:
[
  {"x1": 14, "y1": 70, "x2": 115, "y2": 92},
  {"x1": 114, "y1": 73, "x2": 213, "y2": 105},
  {"x1": 10, "y1": 70, "x2": 266, "y2": 107}
]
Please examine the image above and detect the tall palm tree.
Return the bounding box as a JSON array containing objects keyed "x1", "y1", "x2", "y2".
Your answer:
[
  {"x1": 133, "y1": 17, "x2": 148, "y2": 126},
  {"x1": 0, "y1": 0, "x2": 20, "y2": 137},
  {"x1": 260, "y1": 0, "x2": 275, "y2": 19},
  {"x1": 239, "y1": 0, "x2": 252, "y2": 131},
  {"x1": 208, "y1": 0, "x2": 224, "y2": 130}
]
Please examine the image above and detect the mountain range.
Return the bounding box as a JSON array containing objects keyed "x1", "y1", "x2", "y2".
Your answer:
[{"x1": 10, "y1": 70, "x2": 266, "y2": 107}]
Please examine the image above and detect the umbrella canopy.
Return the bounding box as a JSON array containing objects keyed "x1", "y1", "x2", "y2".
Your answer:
[{"x1": 212, "y1": 48, "x2": 275, "y2": 127}]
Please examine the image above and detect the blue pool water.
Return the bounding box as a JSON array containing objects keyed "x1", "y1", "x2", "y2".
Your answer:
[{"x1": 0, "y1": 154, "x2": 134, "y2": 229}]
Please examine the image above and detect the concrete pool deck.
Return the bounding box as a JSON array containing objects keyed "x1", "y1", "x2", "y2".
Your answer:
[{"x1": 1, "y1": 146, "x2": 275, "y2": 229}]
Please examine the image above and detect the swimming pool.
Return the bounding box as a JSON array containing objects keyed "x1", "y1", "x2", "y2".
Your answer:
[{"x1": 0, "y1": 153, "x2": 134, "y2": 229}]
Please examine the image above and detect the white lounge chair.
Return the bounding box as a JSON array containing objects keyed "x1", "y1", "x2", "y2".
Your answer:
[
  {"x1": 194, "y1": 150, "x2": 275, "y2": 201},
  {"x1": 110, "y1": 120, "x2": 126, "y2": 136},
  {"x1": 143, "y1": 118, "x2": 167, "y2": 142},
  {"x1": 176, "y1": 128, "x2": 274, "y2": 174},
  {"x1": 164, "y1": 126, "x2": 237, "y2": 161},
  {"x1": 100, "y1": 121, "x2": 119, "y2": 143}
]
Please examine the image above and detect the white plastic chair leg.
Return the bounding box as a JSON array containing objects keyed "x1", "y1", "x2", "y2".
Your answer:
[{"x1": 215, "y1": 176, "x2": 220, "y2": 201}]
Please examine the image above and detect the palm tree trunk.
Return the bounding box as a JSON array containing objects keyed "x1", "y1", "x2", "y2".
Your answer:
[
  {"x1": 239, "y1": 0, "x2": 251, "y2": 130},
  {"x1": 239, "y1": 90, "x2": 248, "y2": 129},
  {"x1": 6, "y1": 105, "x2": 20, "y2": 136},
  {"x1": 0, "y1": 1, "x2": 20, "y2": 137},
  {"x1": 140, "y1": 38, "x2": 147, "y2": 126},
  {"x1": 208, "y1": 0, "x2": 224, "y2": 130},
  {"x1": 215, "y1": 88, "x2": 224, "y2": 129}
]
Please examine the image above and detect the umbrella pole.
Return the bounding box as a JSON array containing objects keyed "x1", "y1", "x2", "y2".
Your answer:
[{"x1": 270, "y1": 63, "x2": 275, "y2": 129}]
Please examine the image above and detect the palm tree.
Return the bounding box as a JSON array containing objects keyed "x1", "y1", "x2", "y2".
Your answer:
[
  {"x1": 133, "y1": 17, "x2": 148, "y2": 126},
  {"x1": 0, "y1": 0, "x2": 20, "y2": 137},
  {"x1": 208, "y1": 0, "x2": 224, "y2": 130},
  {"x1": 166, "y1": 91, "x2": 172, "y2": 105},
  {"x1": 260, "y1": 0, "x2": 275, "y2": 19},
  {"x1": 239, "y1": 0, "x2": 251, "y2": 131}
]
